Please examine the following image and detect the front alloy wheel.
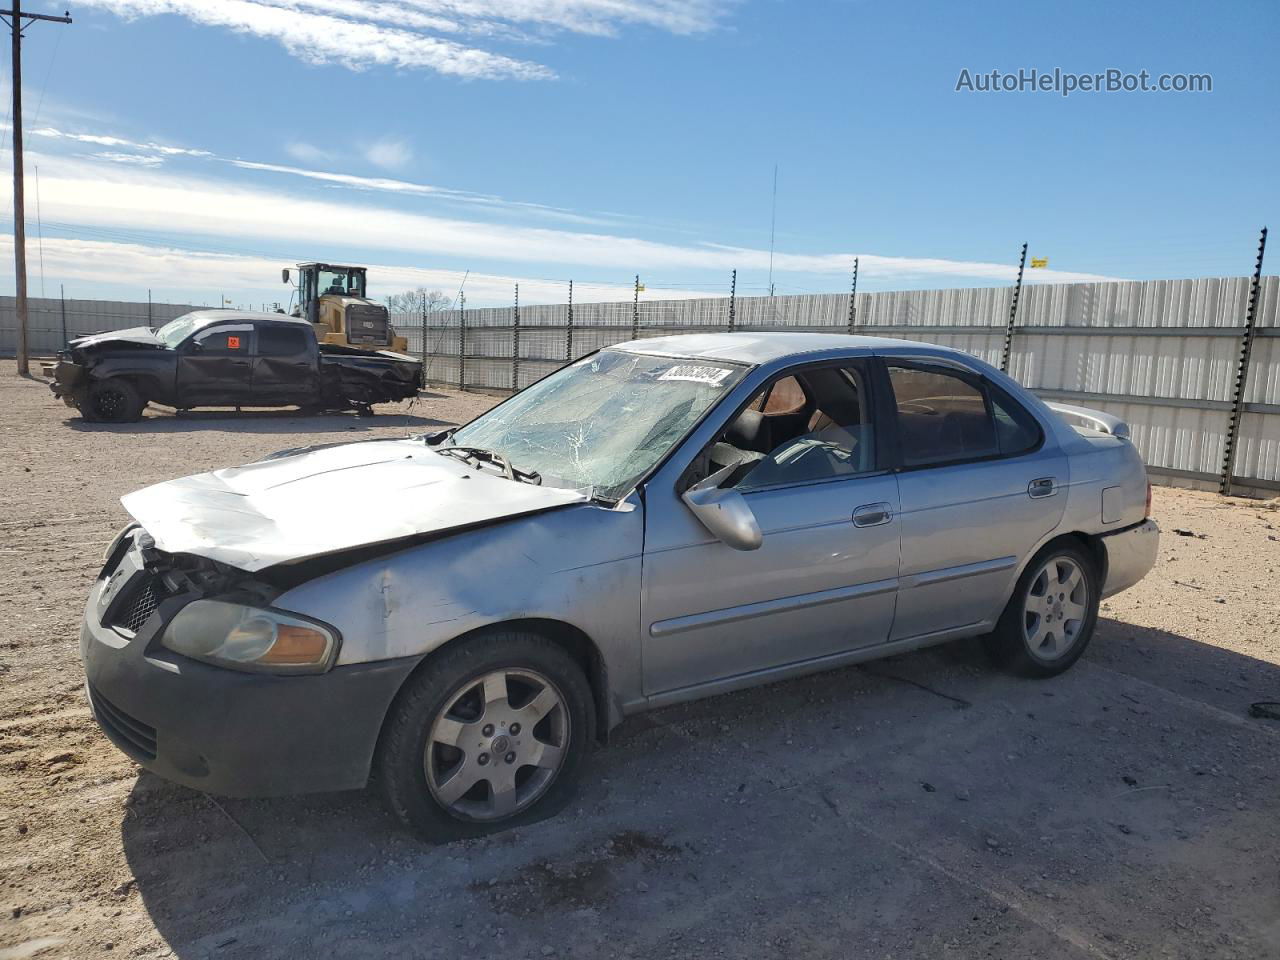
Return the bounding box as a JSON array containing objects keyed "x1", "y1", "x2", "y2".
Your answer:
[
  {"x1": 376, "y1": 630, "x2": 594, "y2": 840},
  {"x1": 425, "y1": 669, "x2": 569, "y2": 821}
]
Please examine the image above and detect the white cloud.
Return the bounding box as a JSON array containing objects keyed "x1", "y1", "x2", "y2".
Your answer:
[
  {"x1": 21, "y1": 125, "x2": 211, "y2": 157},
  {"x1": 74, "y1": 0, "x2": 733, "y2": 79},
  {"x1": 285, "y1": 141, "x2": 332, "y2": 165},
  {"x1": 230, "y1": 156, "x2": 610, "y2": 224},
  {"x1": 75, "y1": 0, "x2": 555, "y2": 79},
  {"x1": 22, "y1": 150, "x2": 1120, "y2": 287},
  {"x1": 0, "y1": 234, "x2": 710, "y2": 306},
  {"x1": 24, "y1": 121, "x2": 619, "y2": 225},
  {"x1": 364, "y1": 138, "x2": 412, "y2": 170},
  {"x1": 94, "y1": 151, "x2": 166, "y2": 166}
]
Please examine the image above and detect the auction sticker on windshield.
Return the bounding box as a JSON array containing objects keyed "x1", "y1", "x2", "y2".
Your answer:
[{"x1": 658, "y1": 364, "x2": 735, "y2": 385}]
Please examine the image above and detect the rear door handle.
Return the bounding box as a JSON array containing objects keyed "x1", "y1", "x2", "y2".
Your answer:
[
  {"x1": 1028, "y1": 477, "x2": 1057, "y2": 499},
  {"x1": 853, "y1": 502, "x2": 893, "y2": 527}
]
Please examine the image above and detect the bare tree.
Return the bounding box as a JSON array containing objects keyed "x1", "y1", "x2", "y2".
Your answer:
[{"x1": 385, "y1": 287, "x2": 451, "y2": 314}]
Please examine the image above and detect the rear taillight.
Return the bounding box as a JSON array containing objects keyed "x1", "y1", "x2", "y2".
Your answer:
[{"x1": 1144, "y1": 478, "x2": 1152, "y2": 518}]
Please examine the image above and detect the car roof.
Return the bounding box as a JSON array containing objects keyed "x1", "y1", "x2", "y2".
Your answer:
[
  {"x1": 613, "y1": 332, "x2": 954, "y2": 365},
  {"x1": 170, "y1": 309, "x2": 312, "y2": 329}
]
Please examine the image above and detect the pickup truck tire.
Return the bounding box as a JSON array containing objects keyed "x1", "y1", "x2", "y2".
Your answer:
[
  {"x1": 84, "y1": 377, "x2": 145, "y2": 423},
  {"x1": 375, "y1": 630, "x2": 594, "y2": 840},
  {"x1": 984, "y1": 541, "x2": 1099, "y2": 678}
]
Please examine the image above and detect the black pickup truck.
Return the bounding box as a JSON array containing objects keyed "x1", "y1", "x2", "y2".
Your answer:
[{"x1": 49, "y1": 310, "x2": 423, "y2": 422}]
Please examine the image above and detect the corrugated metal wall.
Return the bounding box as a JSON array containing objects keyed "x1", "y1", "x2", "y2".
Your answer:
[
  {"x1": 2, "y1": 277, "x2": 1274, "y2": 492},
  {"x1": 398, "y1": 275, "x2": 1280, "y2": 493},
  {"x1": 0, "y1": 296, "x2": 201, "y2": 355}
]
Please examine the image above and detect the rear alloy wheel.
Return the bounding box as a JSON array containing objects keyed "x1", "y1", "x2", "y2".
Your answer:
[
  {"x1": 985, "y1": 542, "x2": 1099, "y2": 677},
  {"x1": 84, "y1": 377, "x2": 145, "y2": 423},
  {"x1": 376, "y1": 631, "x2": 594, "y2": 840},
  {"x1": 1021, "y1": 556, "x2": 1090, "y2": 661}
]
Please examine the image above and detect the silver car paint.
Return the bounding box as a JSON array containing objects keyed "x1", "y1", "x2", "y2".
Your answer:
[
  {"x1": 125, "y1": 334, "x2": 1158, "y2": 732},
  {"x1": 121, "y1": 438, "x2": 590, "y2": 571}
]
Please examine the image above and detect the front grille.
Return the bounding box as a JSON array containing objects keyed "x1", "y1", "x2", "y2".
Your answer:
[
  {"x1": 88, "y1": 684, "x2": 157, "y2": 760},
  {"x1": 110, "y1": 575, "x2": 162, "y2": 633},
  {"x1": 347, "y1": 307, "x2": 390, "y2": 344}
]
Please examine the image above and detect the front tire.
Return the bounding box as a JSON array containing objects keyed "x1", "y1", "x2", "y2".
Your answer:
[
  {"x1": 984, "y1": 541, "x2": 1099, "y2": 678},
  {"x1": 83, "y1": 377, "x2": 145, "y2": 422},
  {"x1": 375, "y1": 630, "x2": 595, "y2": 840}
]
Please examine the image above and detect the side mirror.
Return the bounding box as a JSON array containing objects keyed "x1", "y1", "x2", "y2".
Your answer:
[
  {"x1": 681, "y1": 464, "x2": 762, "y2": 551},
  {"x1": 281, "y1": 268, "x2": 291, "y2": 284}
]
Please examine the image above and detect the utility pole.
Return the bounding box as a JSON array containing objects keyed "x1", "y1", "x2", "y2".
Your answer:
[{"x1": 2, "y1": 1, "x2": 72, "y2": 376}]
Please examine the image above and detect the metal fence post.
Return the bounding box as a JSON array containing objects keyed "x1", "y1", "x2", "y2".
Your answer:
[
  {"x1": 511, "y1": 283, "x2": 521, "y2": 392},
  {"x1": 1220, "y1": 226, "x2": 1268, "y2": 496},
  {"x1": 847, "y1": 257, "x2": 859, "y2": 334},
  {"x1": 566, "y1": 279, "x2": 574, "y2": 361},
  {"x1": 457, "y1": 292, "x2": 466, "y2": 391},
  {"x1": 419, "y1": 290, "x2": 428, "y2": 384},
  {"x1": 1001, "y1": 242, "x2": 1028, "y2": 372},
  {"x1": 59, "y1": 283, "x2": 66, "y2": 346},
  {"x1": 632, "y1": 275, "x2": 640, "y2": 340},
  {"x1": 728, "y1": 270, "x2": 736, "y2": 332}
]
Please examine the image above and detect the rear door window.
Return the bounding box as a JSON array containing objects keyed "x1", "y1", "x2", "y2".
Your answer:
[
  {"x1": 257, "y1": 326, "x2": 310, "y2": 356},
  {"x1": 886, "y1": 363, "x2": 1040, "y2": 467}
]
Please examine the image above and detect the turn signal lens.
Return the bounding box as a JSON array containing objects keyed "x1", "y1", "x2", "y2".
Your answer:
[
  {"x1": 258, "y1": 625, "x2": 331, "y2": 665},
  {"x1": 161, "y1": 600, "x2": 338, "y2": 674},
  {"x1": 1144, "y1": 478, "x2": 1152, "y2": 519}
]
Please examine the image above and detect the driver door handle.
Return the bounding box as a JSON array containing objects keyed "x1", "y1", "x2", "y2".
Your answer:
[{"x1": 853, "y1": 502, "x2": 893, "y2": 527}]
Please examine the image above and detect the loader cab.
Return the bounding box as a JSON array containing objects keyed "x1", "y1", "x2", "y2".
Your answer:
[
  {"x1": 292, "y1": 263, "x2": 368, "y2": 327},
  {"x1": 285, "y1": 262, "x2": 403, "y2": 350}
]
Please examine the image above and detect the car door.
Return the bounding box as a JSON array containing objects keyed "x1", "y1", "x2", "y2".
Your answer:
[
  {"x1": 252, "y1": 323, "x2": 318, "y2": 406},
  {"x1": 882, "y1": 357, "x2": 1067, "y2": 641},
  {"x1": 176, "y1": 323, "x2": 255, "y2": 407},
  {"x1": 641, "y1": 360, "x2": 902, "y2": 696}
]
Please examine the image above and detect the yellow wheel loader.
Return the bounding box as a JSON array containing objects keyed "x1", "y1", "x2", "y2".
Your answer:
[{"x1": 284, "y1": 262, "x2": 410, "y2": 353}]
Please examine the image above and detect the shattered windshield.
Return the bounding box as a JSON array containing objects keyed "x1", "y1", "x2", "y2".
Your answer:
[
  {"x1": 447, "y1": 349, "x2": 746, "y2": 500},
  {"x1": 154, "y1": 313, "x2": 207, "y2": 347}
]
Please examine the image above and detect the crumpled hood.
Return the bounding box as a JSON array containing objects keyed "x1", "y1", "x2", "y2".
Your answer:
[
  {"x1": 121, "y1": 438, "x2": 590, "y2": 572},
  {"x1": 70, "y1": 326, "x2": 164, "y2": 350}
]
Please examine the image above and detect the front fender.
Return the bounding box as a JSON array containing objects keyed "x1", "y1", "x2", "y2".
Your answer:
[
  {"x1": 80, "y1": 354, "x2": 177, "y2": 403},
  {"x1": 272, "y1": 500, "x2": 646, "y2": 712}
]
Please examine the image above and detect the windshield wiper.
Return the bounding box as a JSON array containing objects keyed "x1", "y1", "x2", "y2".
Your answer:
[{"x1": 437, "y1": 446, "x2": 541, "y2": 485}]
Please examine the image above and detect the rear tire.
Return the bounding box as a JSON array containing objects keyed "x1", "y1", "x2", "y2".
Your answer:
[
  {"x1": 375, "y1": 630, "x2": 595, "y2": 841},
  {"x1": 984, "y1": 541, "x2": 1099, "y2": 678},
  {"x1": 83, "y1": 378, "x2": 145, "y2": 423}
]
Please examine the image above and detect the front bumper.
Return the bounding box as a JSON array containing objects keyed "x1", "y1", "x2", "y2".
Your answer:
[
  {"x1": 48, "y1": 360, "x2": 86, "y2": 406},
  {"x1": 80, "y1": 560, "x2": 419, "y2": 798},
  {"x1": 1100, "y1": 518, "x2": 1160, "y2": 598}
]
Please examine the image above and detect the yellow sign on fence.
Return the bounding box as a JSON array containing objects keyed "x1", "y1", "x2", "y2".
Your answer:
[{"x1": 1030, "y1": 257, "x2": 1049, "y2": 268}]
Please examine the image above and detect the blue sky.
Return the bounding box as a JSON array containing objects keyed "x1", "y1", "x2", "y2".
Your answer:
[{"x1": 1, "y1": 0, "x2": 1276, "y2": 307}]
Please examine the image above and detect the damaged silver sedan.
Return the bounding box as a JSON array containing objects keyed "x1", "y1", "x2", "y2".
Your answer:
[{"x1": 80, "y1": 334, "x2": 1159, "y2": 838}]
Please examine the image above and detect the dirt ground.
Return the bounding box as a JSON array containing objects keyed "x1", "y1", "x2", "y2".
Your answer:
[{"x1": 1, "y1": 358, "x2": 1278, "y2": 960}]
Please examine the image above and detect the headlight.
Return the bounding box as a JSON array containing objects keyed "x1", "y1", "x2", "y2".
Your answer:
[{"x1": 160, "y1": 600, "x2": 339, "y2": 674}]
